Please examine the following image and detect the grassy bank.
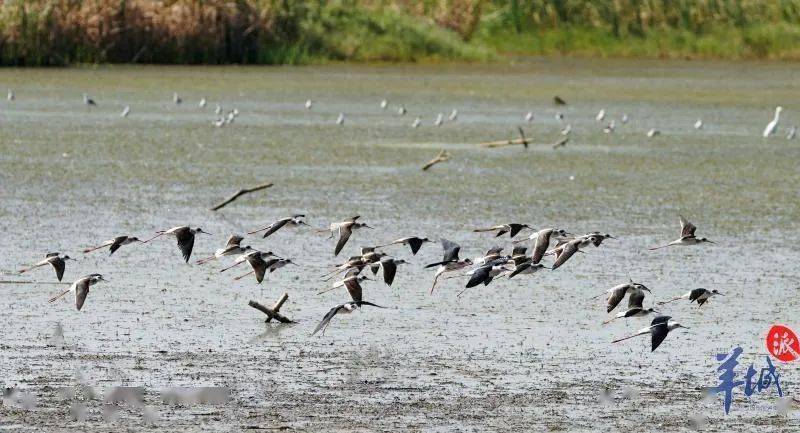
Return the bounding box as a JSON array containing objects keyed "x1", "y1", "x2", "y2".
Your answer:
[{"x1": 2, "y1": 1, "x2": 800, "y2": 65}]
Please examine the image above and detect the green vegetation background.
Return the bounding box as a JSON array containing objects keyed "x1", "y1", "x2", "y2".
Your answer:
[{"x1": 2, "y1": 0, "x2": 799, "y2": 65}]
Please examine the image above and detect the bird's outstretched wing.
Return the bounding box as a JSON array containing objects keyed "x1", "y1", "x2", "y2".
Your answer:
[
  {"x1": 679, "y1": 215, "x2": 697, "y2": 238},
  {"x1": 628, "y1": 289, "x2": 646, "y2": 309},
  {"x1": 226, "y1": 235, "x2": 244, "y2": 247},
  {"x1": 335, "y1": 225, "x2": 353, "y2": 256},
  {"x1": 344, "y1": 278, "x2": 363, "y2": 303},
  {"x1": 407, "y1": 238, "x2": 424, "y2": 255},
  {"x1": 262, "y1": 219, "x2": 290, "y2": 238},
  {"x1": 75, "y1": 279, "x2": 90, "y2": 311},
  {"x1": 311, "y1": 305, "x2": 345, "y2": 336},
  {"x1": 552, "y1": 241, "x2": 578, "y2": 270},
  {"x1": 606, "y1": 285, "x2": 628, "y2": 313},
  {"x1": 440, "y1": 238, "x2": 461, "y2": 262},
  {"x1": 175, "y1": 230, "x2": 195, "y2": 262},
  {"x1": 650, "y1": 322, "x2": 670, "y2": 352},
  {"x1": 51, "y1": 258, "x2": 66, "y2": 281},
  {"x1": 466, "y1": 266, "x2": 491, "y2": 288},
  {"x1": 381, "y1": 259, "x2": 397, "y2": 286}
]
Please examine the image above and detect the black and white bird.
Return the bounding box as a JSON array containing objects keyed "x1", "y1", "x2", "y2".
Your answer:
[
  {"x1": 18, "y1": 253, "x2": 74, "y2": 281},
  {"x1": 650, "y1": 215, "x2": 714, "y2": 250},
  {"x1": 233, "y1": 256, "x2": 293, "y2": 283},
  {"x1": 375, "y1": 236, "x2": 431, "y2": 255},
  {"x1": 549, "y1": 234, "x2": 602, "y2": 270},
  {"x1": 658, "y1": 288, "x2": 724, "y2": 307},
  {"x1": 173, "y1": 92, "x2": 182, "y2": 104},
  {"x1": 320, "y1": 216, "x2": 373, "y2": 256},
  {"x1": 220, "y1": 250, "x2": 279, "y2": 274},
  {"x1": 464, "y1": 259, "x2": 511, "y2": 290},
  {"x1": 507, "y1": 246, "x2": 547, "y2": 278},
  {"x1": 612, "y1": 316, "x2": 689, "y2": 352},
  {"x1": 7, "y1": 89, "x2": 14, "y2": 101},
  {"x1": 473, "y1": 223, "x2": 530, "y2": 238},
  {"x1": 603, "y1": 288, "x2": 657, "y2": 324},
  {"x1": 426, "y1": 238, "x2": 472, "y2": 294},
  {"x1": 83, "y1": 93, "x2": 96, "y2": 107},
  {"x1": 83, "y1": 236, "x2": 142, "y2": 256},
  {"x1": 375, "y1": 257, "x2": 407, "y2": 286},
  {"x1": 142, "y1": 226, "x2": 211, "y2": 262},
  {"x1": 48, "y1": 274, "x2": 105, "y2": 311},
  {"x1": 312, "y1": 275, "x2": 384, "y2": 336},
  {"x1": 248, "y1": 214, "x2": 309, "y2": 238},
  {"x1": 195, "y1": 235, "x2": 251, "y2": 265},
  {"x1": 121, "y1": 105, "x2": 130, "y2": 117},
  {"x1": 599, "y1": 281, "x2": 652, "y2": 313},
  {"x1": 517, "y1": 228, "x2": 571, "y2": 264}
]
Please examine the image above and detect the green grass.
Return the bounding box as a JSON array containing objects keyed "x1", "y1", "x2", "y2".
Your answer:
[{"x1": 475, "y1": 24, "x2": 800, "y2": 60}]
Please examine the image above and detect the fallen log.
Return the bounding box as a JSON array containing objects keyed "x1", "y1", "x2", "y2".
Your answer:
[
  {"x1": 422, "y1": 149, "x2": 452, "y2": 171},
  {"x1": 479, "y1": 127, "x2": 529, "y2": 149},
  {"x1": 210, "y1": 182, "x2": 273, "y2": 211},
  {"x1": 248, "y1": 293, "x2": 294, "y2": 323}
]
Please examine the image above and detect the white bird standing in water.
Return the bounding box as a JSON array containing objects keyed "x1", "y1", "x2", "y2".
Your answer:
[
  {"x1": 336, "y1": 112, "x2": 345, "y2": 125},
  {"x1": 199, "y1": 97, "x2": 207, "y2": 108},
  {"x1": 412, "y1": 117, "x2": 421, "y2": 128},
  {"x1": 120, "y1": 106, "x2": 130, "y2": 117},
  {"x1": 646, "y1": 128, "x2": 661, "y2": 137},
  {"x1": 434, "y1": 113, "x2": 444, "y2": 126},
  {"x1": 525, "y1": 111, "x2": 534, "y2": 122},
  {"x1": 449, "y1": 109, "x2": 458, "y2": 121},
  {"x1": 621, "y1": 114, "x2": 629, "y2": 124},
  {"x1": 763, "y1": 106, "x2": 783, "y2": 137},
  {"x1": 596, "y1": 109, "x2": 606, "y2": 122},
  {"x1": 305, "y1": 99, "x2": 312, "y2": 110},
  {"x1": 694, "y1": 119, "x2": 703, "y2": 129},
  {"x1": 7, "y1": 89, "x2": 14, "y2": 101},
  {"x1": 173, "y1": 92, "x2": 182, "y2": 105},
  {"x1": 214, "y1": 104, "x2": 222, "y2": 115},
  {"x1": 380, "y1": 99, "x2": 388, "y2": 110},
  {"x1": 787, "y1": 126, "x2": 796, "y2": 140}
]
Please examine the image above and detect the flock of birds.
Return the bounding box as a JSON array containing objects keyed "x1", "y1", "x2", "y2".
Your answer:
[
  {"x1": 6, "y1": 89, "x2": 795, "y2": 141},
  {"x1": 18, "y1": 206, "x2": 720, "y2": 349},
  {"x1": 12, "y1": 87, "x2": 793, "y2": 351}
]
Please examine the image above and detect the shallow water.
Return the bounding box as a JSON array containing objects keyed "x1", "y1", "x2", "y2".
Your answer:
[{"x1": 1, "y1": 59, "x2": 799, "y2": 431}]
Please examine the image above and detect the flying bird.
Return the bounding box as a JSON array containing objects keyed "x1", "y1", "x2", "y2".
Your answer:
[
  {"x1": 612, "y1": 316, "x2": 689, "y2": 352},
  {"x1": 48, "y1": 274, "x2": 105, "y2": 311},
  {"x1": 375, "y1": 257, "x2": 407, "y2": 286},
  {"x1": 83, "y1": 236, "x2": 142, "y2": 256},
  {"x1": 375, "y1": 236, "x2": 431, "y2": 255},
  {"x1": 195, "y1": 235, "x2": 251, "y2": 265},
  {"x1": 142, "y1": 226, "x2": 211, "y2": 262},
  {"x1": 426, "y1": 238, "x2": 472, "y2": 294},
  {"x1": 658, "y1": 288, "x2": 724, "y2": 307},
  {"x1": 319, "y1": 216, "x2": 372, "y2": 256},
  {"x1": 599, "y1": 281, "x2": 652, "y2": 313},
  {"x1": 248, "y1": 215, "x2": 309, "y2": 239},
  {"x1": 650, "y1": 216, "x2": 714, "y2": 250},
  {"x1": 473, "y1": 223, "x2": 530, "y2": 238},
  {"x1": 18, "y1": 253, "x2": 74, "y2": 281},
  {"x1": 603, "y1": 287, "x2": 657, "y2": 324}
]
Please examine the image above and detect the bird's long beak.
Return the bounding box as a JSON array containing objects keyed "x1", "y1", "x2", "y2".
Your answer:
[
  {"x1": 717, "y1": 292, "x2": 725, "y2": 296},
  {"x1": 363, "y1": 225, "x2": 374, "y2": 229}
]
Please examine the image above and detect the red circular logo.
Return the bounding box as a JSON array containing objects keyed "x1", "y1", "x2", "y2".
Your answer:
[{"x1": 766, "y1": 324, "x2": 800, "y2": 363}]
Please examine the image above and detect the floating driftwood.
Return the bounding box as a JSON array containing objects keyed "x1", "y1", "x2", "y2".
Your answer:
[
  {"x1": 422, "y1": 150, "x2": 452, "y2": 171},
  {"x1": 248, "y1": 293, "x2": 294, "y2": 323},
  {"x1": 210, "y1": 182, "x2": 273, "y2": 211},
  {"x1": 479, "y1": 127, "x2": 529, "y2": 149}
]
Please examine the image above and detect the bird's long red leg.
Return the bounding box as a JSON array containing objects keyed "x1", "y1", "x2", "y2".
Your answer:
[
  {"x1": 233, "y1": 270, "x2": 254, "y2": 281},
  {"x1": 18, "y1": 263, "x2": 46, "y2": 274},
  {"x1": 141, "y1": 232, "x2": 165, "y2": 244}
]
